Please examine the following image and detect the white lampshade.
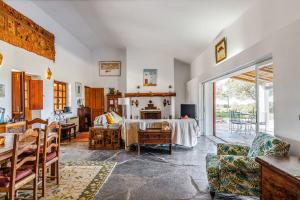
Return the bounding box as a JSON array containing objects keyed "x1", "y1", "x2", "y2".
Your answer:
[{"x1": 118, "y1": 97, "x2": 130, "y2": 106}]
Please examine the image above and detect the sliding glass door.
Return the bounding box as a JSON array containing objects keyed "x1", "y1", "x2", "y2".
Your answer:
[{"x1": 202, "y1": 60, "x2": 274, "y2": 144}]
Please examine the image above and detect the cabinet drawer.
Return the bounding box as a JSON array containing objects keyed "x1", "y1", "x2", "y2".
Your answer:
[
  {"x1": 261, "y1": 166, "x2": 300, "y2": 200},
  {"x1": 139, "y1": 138, "x2": 172, "y2": 144}
]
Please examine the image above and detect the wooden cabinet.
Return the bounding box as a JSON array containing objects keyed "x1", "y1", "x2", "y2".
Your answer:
[
  {"x1": 256, "y1": 156, "x2": 300, "y2": 200},
  {"x1": 78, "y1": 107, "x2": 91, "y2": 132},
  {"x1": 107, "y1": 94, "x2": 122, "y2": 116},
  {"x1": 29, "y1": 80, "x2": 43, "y2": 110},
  {"x1": 138, "y1": 128, "x2": 172, "y2": 155}
]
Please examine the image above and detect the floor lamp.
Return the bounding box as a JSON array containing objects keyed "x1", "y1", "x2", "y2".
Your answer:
[{"x1": 118, "y1": 97, "x2": 130, "y2": 119}]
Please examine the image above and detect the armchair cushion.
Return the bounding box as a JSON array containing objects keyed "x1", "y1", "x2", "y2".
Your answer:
[
  {"x1": 217, "y1": 143, "x2": 250, "y2": 156},
  {"x1": 219, "y1": 155, "x2": 260, "y2": 196},
  {"x1": 206, "y1": 153, "x2": 220, "y2": 192},
  {"x1": 220, "y1": 155, "x2": 260, "y2": 174},
  {"x1": 248, "y1": 133, "x2": 290, "y2": 157}
]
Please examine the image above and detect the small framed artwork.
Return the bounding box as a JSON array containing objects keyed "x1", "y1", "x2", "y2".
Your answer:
[
  {"x1": 215, "y1": 37, "x2": 227, "y2": 63},
  {"x1": 99, "y1": 61, "x2": 121, "y2": 76},
  {"x1": 0, "y1": 84, "x2": 5, "y2": 97},
  {"x1": 75, "y1": 82, "x2": 83, "y2": 97},
  {"x1": 143, "y1": 69, "x2": 157, "y2": 86}
]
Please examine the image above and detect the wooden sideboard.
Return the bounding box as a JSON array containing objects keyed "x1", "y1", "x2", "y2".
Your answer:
[{"x1": 256, "y1": 156, "x2": 300, "y2": 200}]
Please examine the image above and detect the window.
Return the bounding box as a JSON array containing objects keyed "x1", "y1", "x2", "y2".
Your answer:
[{"x1": 54, "y1": 80, "x2": 67, "y2": 111}]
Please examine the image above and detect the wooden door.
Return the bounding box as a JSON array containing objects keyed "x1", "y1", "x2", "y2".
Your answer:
[
  {"x1": 24, "y1": 75, "x2": 32, "y2": 121},
  {"x1": 29, "y1": 80, "x2": 43, "y2": 110},
  {"x1": 11, "y1": 71, "x2": 25, "y2": 120},
  {"x1": 85, "y1": 86, "x2": 91, "y2": 108},
  {"x1": 90, "y1": 88, "x2": 104, "y2": 123},
  {"x1": 94, "y1": 88, "x2": 104, "y2": 110}
]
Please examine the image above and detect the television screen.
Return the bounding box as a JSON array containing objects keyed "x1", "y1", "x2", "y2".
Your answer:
[{"x1": 181, "y1": 104, "x2": 196, "y2": 119}]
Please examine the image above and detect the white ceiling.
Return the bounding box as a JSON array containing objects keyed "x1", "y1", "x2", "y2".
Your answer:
[{"x1": 33, "y1": 0, "x2": 254, "y2": 63}]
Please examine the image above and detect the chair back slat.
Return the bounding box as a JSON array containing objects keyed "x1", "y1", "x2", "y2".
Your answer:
[
  {"x1": 47, "y1": 122, "x2": 61, "y2": 158},
  {"x1": 10, "y1": 129, "x2": 40, "y2": 186}
]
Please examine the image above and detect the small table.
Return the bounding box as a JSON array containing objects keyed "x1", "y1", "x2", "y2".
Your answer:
[
  {"x1": 138, "y1": 128, "x2": 172, "y2": 155},
  {"x1": 61, "y1": 123, "x2": 77, "y2": 142},
  {"x1": 256, "y1": 156, "x2": 300, "y2": 200}
]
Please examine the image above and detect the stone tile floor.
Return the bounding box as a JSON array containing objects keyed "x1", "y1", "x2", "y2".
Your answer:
[{"x1": 60, "y1": 136, "x2": 258, "y2": 200}]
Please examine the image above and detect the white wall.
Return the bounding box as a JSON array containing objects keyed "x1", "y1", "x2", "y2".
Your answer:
[
  {"x1": 189, "y1": 0, "x2": 300, "y2": 154},
  {"x1": 91, "y1": 47, "x2": 127, "y2": 92},
  {"x1": 126, "y1": 47, "x2": 174, "y2": 93},
  {"x1": 0, "y1": 0, "x2": 93, "y2": 120},
  {"x1": 174, "y1": 59, "x2": 190, "y2": 118}
]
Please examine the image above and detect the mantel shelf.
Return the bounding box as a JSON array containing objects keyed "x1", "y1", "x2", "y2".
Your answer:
[{"x1": 125, "y1": 92, "x2": 176, "y2": 97}]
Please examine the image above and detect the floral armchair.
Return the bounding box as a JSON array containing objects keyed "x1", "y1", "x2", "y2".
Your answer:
[{"x1": 206, "y1": 133, "x2": 290, "y2": 197}]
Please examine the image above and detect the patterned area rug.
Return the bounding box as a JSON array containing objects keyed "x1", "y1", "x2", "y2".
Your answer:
[
  {"x1": 72, "y1": 131, "x2": 89, "y2": 142},
  {"x1": 0, "y1": 161, "x2": 116, "y2": 200}
]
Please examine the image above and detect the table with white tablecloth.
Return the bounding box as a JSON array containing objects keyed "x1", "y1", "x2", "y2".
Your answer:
[{"x1": 121, "y1": 119, "x2": 199, "y2": 151}]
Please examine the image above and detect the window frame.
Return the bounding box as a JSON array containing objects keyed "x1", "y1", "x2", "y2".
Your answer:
[{"x1": 53, "y1": 80, "x2": 67, "y2": 111}]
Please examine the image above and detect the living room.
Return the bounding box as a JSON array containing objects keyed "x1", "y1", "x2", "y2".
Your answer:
[{"x1": 0, "y1": 0, "x2": 299, "y2": 199}]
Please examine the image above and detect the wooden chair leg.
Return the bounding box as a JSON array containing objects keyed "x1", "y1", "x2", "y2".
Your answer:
[
  {"x1": 33, "y1": 177, "x2": 38, "y2": 200},
  {"x1": 42, "y1": 165, "x2": 46, "y2": 197},
  {"x1": 9, "y1": 188, "x2": 15, "y2": 200},
  {"x1": 56, "y1": 161, "x2": 60, "y2": 185}
]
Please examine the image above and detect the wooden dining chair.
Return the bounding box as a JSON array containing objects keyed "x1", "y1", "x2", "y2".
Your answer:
[
  {"x1": 5, "y1": 121, "x2": 26, "y2": 133},
  {"x1": 0, "y1": 129, "x2": 41, "y2": 200},
  {"x1": 26, "y1": 118, "x2": 61, "y2": 197}
]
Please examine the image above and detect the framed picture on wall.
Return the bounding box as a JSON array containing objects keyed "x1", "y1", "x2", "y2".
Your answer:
[
  {"x1": 99, "y1": 61, "x2": 121, "y2": 76},
  {"x1": 215, "y1": 37, "x2": 227, "y2": 63},
  {"x1": 75, "y1": 82, "x2": 83, "y2": 97},
  {"x1": 143, "y1": 69, "x2": 157, "y2": 86}
]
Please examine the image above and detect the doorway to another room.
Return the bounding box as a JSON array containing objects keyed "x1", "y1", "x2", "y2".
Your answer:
[{"x1": 203, "y1": 60, "x2": 274, "y2": 144}]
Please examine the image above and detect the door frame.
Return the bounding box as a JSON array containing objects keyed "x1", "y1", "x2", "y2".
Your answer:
[{"x1": 200, "y1": 56, "x2": 273, "y2": 137}]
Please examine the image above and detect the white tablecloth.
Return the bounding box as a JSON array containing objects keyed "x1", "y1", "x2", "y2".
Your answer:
[{"x1": 122, "y1": 119, "x2": 199, "y2": 150}]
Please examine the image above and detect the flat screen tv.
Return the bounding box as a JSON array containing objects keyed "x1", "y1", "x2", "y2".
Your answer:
[{"x1": 181, "y1": 104, "x2": 196, "y2": 119}]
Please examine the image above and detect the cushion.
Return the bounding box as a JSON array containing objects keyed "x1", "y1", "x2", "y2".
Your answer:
[
  {"x1": 94, "y1": 114, "x2": 107, "y2": 126},
  {"x1": 43, "y1": 151, "x2": 57, "y2": 162},
  {"x1": 0, "y1": 167, "x2": 32, "y2": 187},
  {"x1": 206, "y1": 153, "x2": 220, "y2": 192},
  {"x1": 248, "y1": 133, "x2": 290, "y2": 157},
  {"x1": 105, "y1": 113, "x2": 116, "y2": 124},
  {"x1": 111, "y1": 112, "x2": 123, "y2": 123}
]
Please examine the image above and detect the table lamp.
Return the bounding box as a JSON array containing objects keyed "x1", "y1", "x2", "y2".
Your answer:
[{"x1": 118, "y1": 97, "x2": 130, "y2": 119}]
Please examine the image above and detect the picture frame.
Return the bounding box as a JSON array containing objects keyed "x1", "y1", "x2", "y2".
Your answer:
[
  {"x1": 0, "y1": 84, "x2": 4, "y2": 97},
  {"x1": 215, "y1": 37, "x2": 227, "y2": 63},
  {"x1": 143, "y1": 69, "x2": 157, "y2": 86},
  {"x1": 99, "y1": 61, "x2": 121, "y2": 76},
  {"x1": 75, "y1": 82, "x2": 83, "y2": 97}
]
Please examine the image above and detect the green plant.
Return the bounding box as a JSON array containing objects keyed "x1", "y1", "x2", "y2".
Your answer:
[{"x1": 109, "y1": 88, "x2": 115, "y2": 94}]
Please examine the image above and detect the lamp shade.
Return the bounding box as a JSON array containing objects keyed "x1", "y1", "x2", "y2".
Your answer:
[{"x1": 118, "y1": 97, "x2": 130, "y2": 106}]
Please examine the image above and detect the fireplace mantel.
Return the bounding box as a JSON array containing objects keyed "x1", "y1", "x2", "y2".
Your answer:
[{"x1": 125, "y1": 92, "x2": 176, "y2": 97}]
